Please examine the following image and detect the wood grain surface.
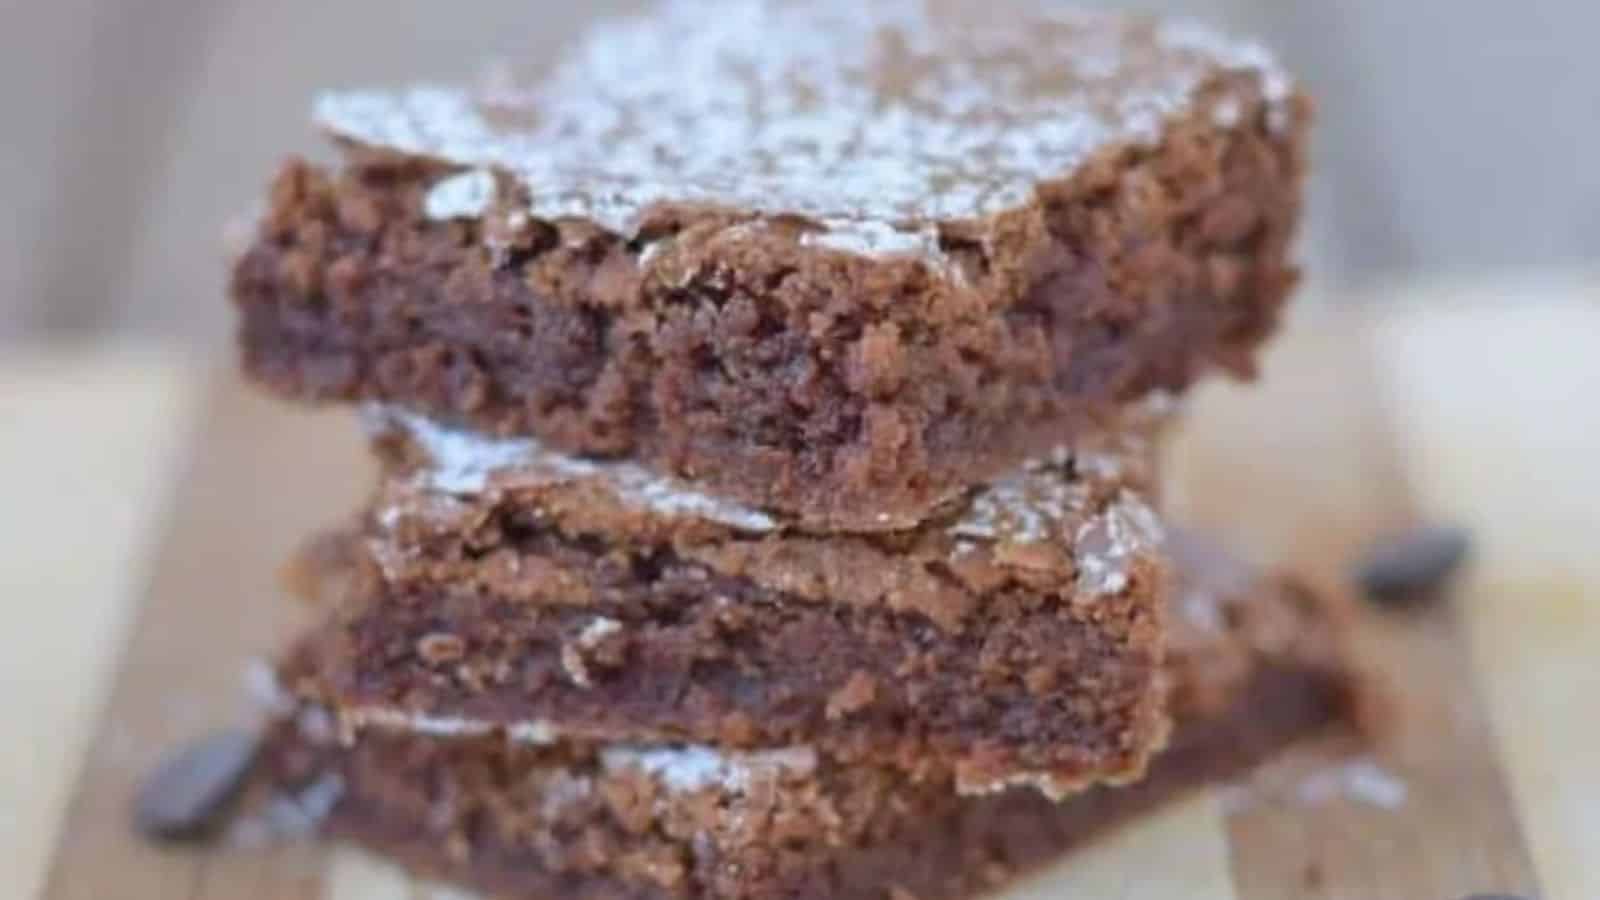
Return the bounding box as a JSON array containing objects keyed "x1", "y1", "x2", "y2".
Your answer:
[{"x1": 3, "y1": 293, "x2": 1596, "y2": 899}]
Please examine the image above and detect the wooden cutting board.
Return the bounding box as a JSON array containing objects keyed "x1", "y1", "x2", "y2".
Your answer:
[{"x1": 6, "y1": 290, "x2": 1597, "y2": 899}]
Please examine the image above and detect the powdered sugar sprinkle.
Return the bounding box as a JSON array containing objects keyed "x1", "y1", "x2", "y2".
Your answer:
[
  {"x1": 340, "y1": 705, "x2": 561, "y2": 746},
  {"x1": 600, "y1": 744, "x2": 818, "y2": 793},
  {"x1": 364, "y1": 405, "x2": 778, "y2": 533},
  {"x1": 1074, "y1": 490, "x2": 1164, "y2": 596},
  {"x1": 948, "y1": 449, "x2": 1163, "y2": 600},
  {"x1": 422, "y1": 168, "x2": 497, "y2": 220},
  {"x1": 316, "y1": 0, "x2": 1292, "y2": 245}
]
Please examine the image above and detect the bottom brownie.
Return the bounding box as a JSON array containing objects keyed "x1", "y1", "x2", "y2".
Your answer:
[{"x1": 260, "y1": 533, "x2": 1357, "y2": 900}]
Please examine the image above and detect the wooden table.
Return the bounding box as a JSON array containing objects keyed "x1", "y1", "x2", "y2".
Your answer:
[{"x1": 4, "y1": 293, "x2": 1597, "y2": 899}]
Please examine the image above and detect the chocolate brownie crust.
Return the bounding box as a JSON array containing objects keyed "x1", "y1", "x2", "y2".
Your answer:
[
  {"x1": 232, "y1": 4, "x2": 1307, "y2": 529},
  {"x1": 263, "y1": 537, "x2": 1354, "y2": 900},
  {"x1": 271, "y1": 669, "x2": 1337, "y2": 900},
  {"x1": 361, "y1": 403, "x2": 1167, "y2": 627},
  {"x1": 300, "y1": 559, "x2": 1166, "y2": 797},
  {"x1": 293, "y1": 413, "x2": 1172, "y2": 796}
]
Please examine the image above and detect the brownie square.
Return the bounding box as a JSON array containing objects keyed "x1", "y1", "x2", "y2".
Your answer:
[
  {"x1": 232, "y1": 1, "x2": 1308, "y2": 529},
  {"x1": 261, "y1": 531, "x2": 1355, "y2": 900},
  {"x1": 289, "y1": 405, "x2": 1171, "y2": 798}
]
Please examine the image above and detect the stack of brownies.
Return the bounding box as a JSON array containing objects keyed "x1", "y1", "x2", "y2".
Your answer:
[{"x1": 231, "y1": 2, "x2": 1359, "y2": 897}]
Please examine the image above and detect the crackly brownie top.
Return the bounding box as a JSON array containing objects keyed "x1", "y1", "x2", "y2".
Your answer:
[
  {"x1": 314, "y1": 0, "x2": 1292, "y2": 245},
  {"x1": 363, "y1": 403, "x2": 1167, "y2": 630},
  {"x1": 363, "y1": 402, "x2": 1166, "y2": 536}
]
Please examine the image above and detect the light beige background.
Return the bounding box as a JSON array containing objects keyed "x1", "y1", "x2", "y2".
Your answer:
[{"x1": 3, "y1": 0, "x2": 1596, "y2": 344}]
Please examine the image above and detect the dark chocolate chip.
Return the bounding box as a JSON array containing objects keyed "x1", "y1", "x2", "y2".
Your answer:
[
  {"x1": 134, "y1": 729, "x2": 261, "y2": 841},
  {"x1": 1459, "y1": 894, "x2": 1531, "y2": 900},
  {"x1": 1352, "y1": 525, "x2": 1471, "y2": 608}
]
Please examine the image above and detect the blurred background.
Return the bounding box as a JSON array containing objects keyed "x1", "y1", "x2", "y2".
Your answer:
[
  {"x1": 1, "y1": 0, "x2": 1596, "y2": 345},
  {"x1": 4, "y1": 6, "x2": 1598, "y2": 899}
]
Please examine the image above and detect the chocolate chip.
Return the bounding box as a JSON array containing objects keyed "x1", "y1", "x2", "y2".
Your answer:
[
  {"x1": 134, "y1": 729, "x2": 261, "y2": 841},
  {"x1": 1352, "y1": 525, "x2": 1471, "y2": 608},
  {"x1": 1460, "y1": 894, "x2": 1530, "y2": 900}
]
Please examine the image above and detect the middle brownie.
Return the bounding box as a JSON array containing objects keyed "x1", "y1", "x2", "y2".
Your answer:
[{"x1": 305, "y1": 404, "x2": 1171, "y2": 798}]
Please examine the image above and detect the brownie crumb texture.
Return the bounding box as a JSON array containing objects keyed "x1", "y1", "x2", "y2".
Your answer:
[
  {"x1": 313, "y1": 1, "x2": 1296, "y2": 232},
  {"x1": 218, "y1": 2, "x2": 1334, "y2": 897},
  {"x1": 234, "y1": 0, "x2": 1307, "y2": 528},
  {"x1": 251, "y1": 547, "x2": 1354, "y2": 899}
]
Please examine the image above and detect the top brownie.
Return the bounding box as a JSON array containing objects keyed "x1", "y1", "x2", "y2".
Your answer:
[{"x1": 233, "y1": 0, "x2": 1308, "y2": 530}]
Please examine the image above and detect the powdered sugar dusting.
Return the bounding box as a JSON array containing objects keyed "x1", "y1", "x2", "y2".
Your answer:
[
  {"x1": 1074, "y1": 490, "x2": 1164, "y2": 596},
  {"x1": 422, "y1": 168, "x2": 497, "y2": 220},
  {"x1": 315, "y1": 0, "x2": 1293, "y2": 246},
  {"x1": 1211, "y1": 95, "x2": 1243, "y2": 128},
  {"x1": 800, "y1": 218, "x2": 946, "y2": 260},
  {"x1": 360, "y1": 405, "x2": 530, "y2": 495},
  {"x1": 600, "y1": 744, "x2": 817, "y2": 793},
  {"x1": 365, "y1": 405, "x2": 778, "y2": 532},
  {"x1": 956, "y1": 769, "x2": 1085, "y2": 802},
  {"x1": 948, "y1": 463, "x2": 1093, "y2": 546},
  {"x1": 578, "y1": 617, "x2": 622, "y2": 645},
  {"x1": 945, "y1": 441, "x2": 1162, "y2": 599},
  {"x1": 563, "y1": 617, "x2": 623, "y2": 688},
  {"x1": 341, "y1": 705, "x2": 560, "y2": 745},
  {"x1": 946, "y1": 442, "x2": 1102, "y2": 545},
  {"x1": 1157, "y1": 20, "x2": 1292, "y2": 103}
]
